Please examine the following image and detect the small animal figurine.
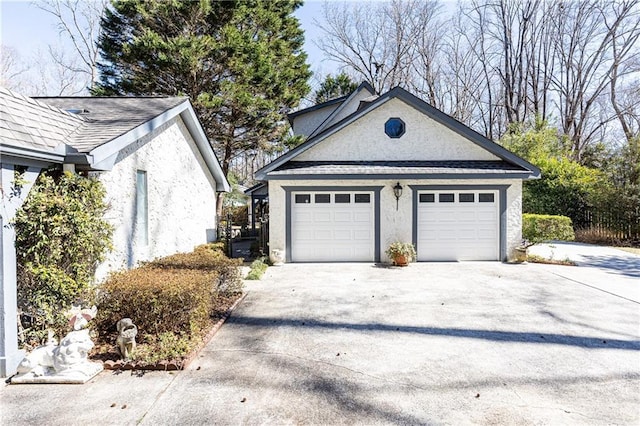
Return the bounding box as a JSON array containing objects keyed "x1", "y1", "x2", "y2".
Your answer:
[{"x1": 116, "y1": 318, "x2": 138, "y2": 361}]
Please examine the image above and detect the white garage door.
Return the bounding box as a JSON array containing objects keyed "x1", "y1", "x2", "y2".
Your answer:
[
  {"x1": 291, "y1": 191, "x2": 374, "y2": 262},
  {"x1": 417, "y1": 190, "x2": 499, "y2": 261}
]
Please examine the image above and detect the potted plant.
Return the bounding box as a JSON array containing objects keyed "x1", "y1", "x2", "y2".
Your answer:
[
  {"x1": 513, "y1": 240, "x2": 530, "y2": 263},
  {"x1": 385, "y1": 242, "x2": 416, "y2": 266}
]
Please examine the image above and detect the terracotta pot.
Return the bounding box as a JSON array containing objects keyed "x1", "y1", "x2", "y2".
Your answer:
[{"x1": 394, "y1": 254, "x2": 409, "y2": 266}]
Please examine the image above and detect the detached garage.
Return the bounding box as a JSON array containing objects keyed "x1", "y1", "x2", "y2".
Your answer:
[{"x1": 257, "y1": 83, "x2": 540, "y2": 263}]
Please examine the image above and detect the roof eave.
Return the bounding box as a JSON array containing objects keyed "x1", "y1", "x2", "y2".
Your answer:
[
  {"x1": 76, "y1": 100, "x2": 230, "y2": 192},
  {"x1": 179, "y1": 103, "x2": 230, "y2": 192},
  {"x1": 1, "y1": 143, "x2": 67, "y2": 165},
  {"x1": 262, "y1": 171, "x2": 536, "y2": 181}
]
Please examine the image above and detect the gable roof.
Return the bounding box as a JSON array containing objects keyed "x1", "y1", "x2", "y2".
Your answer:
[
  {"x1": 0, "y1": 86, "x2": 81, "y2": 164},
  {"x1": 36, "y1": 96, "x2": 186, "y2": 153},
  {"x1": 37, "y1": 96, "x2": 229, "y2": 191},
  {"x1": 287, "y1": 94, "x2": 348, "y2": 123},
  {"x1": 286, "y1": 82, "x2": 376, "y2": 139},
  {"x1": 256, "y1": 85, "x2": 540, "y2": 180}
]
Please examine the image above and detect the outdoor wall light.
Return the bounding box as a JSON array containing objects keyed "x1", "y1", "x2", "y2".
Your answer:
[{"x1": 393, "y1": 182, "x2": 403, "y2": 210}]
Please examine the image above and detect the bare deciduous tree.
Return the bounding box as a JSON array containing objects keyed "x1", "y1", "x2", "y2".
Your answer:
[
  {"x1": 550, "y1": 0, "x2": 640, "y2": 160},
  {"x1": 314, "y1": 0, "x2": 640, "y2": 163},
  {"x1": 315, "y1": 0, "x2": 442, "y2": 94},
  {"x1": 0, "y1": 45, "x2": 30, "y2": 92},
  {"x1": 36, "y1": 0, "x2": 107, "y2": 92}
]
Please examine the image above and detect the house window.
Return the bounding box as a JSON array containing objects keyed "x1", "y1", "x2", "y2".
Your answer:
[
  {"x1": 355, "y1": 194, "x2": 371, "y2": 203},
  {"x1": 335, "y1": 194, "x2": 351, "y2": 203},
  {"x1": 459, "y1": 193, "x2": 474, "y2": 203},
  {"x1": 295, "y1": 194, "x2": 311, "y2": 203},
  {"x1": 384, "y1": 117, "x2": 406, "y2": 138},
  {"x1": 439, "y1": 193, "x2": 455, "y2": 203},
  {"x1": 479, "y1": 193, "x2": 495, "y2": 203},
  {"x1": 419, "y1": 193, "x2": 435, "y2": 203},
  {"x1": 136, "y1": 170, "x2": 148, "y2": 245},
  {"x1": 315, "y1": 194, "x2": 330, "y2": 203}
]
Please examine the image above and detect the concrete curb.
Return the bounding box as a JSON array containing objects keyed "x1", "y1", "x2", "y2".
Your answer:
[{"x1": 100, "y1": 292, "x2": 248, "y2": 371}]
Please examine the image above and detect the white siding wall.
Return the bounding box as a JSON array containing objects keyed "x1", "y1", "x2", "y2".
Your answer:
[
  {"x1": 268, "y1": 178, "x2": 523, "y2": 262},
  {"x1": 292, "y1": 103, "x2": 340, "y2": 137},
  {"x1": 323, "y1": 88, "x2": 376, "y2": 127},
  {"x1": 95, "y1": 117, "x2": 218, "y2": 281},
  {"x1": 296, "y1": 98, "x2": 500, "y2": 162}
]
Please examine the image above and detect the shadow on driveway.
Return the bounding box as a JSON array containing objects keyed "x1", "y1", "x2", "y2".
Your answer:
[
  {"x1": 580, "y1": 254, "x2": 640, "y2": 278},
  {"x1": 229, "y1": 315, "x2": 640, "y2": 350}
]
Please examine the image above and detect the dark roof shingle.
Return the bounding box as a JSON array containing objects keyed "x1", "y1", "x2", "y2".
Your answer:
[
  {"x1": 270, "y1": 160, "x2": 530, "y2": 176},
  {"x1": 35, "y1": 96, "x2": 187, "y2": 153}
]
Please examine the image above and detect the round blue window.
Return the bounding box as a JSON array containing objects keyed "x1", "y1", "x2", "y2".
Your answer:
[{"x1": 385, "y1": 117, "x2": 405, "y2": 138}]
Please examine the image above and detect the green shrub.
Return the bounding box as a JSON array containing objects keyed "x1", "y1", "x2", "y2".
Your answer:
[
  {"x1": 246, "y1": 257, "x2": 269, "y2": 280},
  {"x1": 146, "y1": 245, "x2": 243, "y2": 294},
  {"x1": 13, "y1": 171, "x2": 112, "y2": 347},
  {"x1": 132, "y1": 332, "x2": 193, "y2": 363},
  {"x1": 522, "y1": 213, "x2": 575, "y2": 247},
  {"x1": 96, "y1": 268, "x2": 216, "y2": 340}
]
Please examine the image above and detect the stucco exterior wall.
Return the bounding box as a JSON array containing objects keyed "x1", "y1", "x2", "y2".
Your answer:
[
  {"x1": 326, "y1": 88, "x2": 376, "y2": 126},
  {"x1": 292, "y1": 103, "x2": 340, "y2": 137},
  {"x1": 268, "y1": 178, "x2": 523, "y2": 263},
  {"x1": 95, "y1": 117, "x2": 218, "y2": 281},
  {"x1": 296, "y1": 98, "x2": 500, "y2": 162}
]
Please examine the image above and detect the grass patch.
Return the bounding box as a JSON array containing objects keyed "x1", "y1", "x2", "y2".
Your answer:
[
  {"x1": 526, "y1": 254, "x2": 577, "y2": 266},
  {"x1": 245, "y1": 257, "x2": 269, "y2": 280}
]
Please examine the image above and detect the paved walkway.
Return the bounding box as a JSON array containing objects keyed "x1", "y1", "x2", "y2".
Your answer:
[{"x1": 1, "y1": 254, "x2": 639, "y2": 425}]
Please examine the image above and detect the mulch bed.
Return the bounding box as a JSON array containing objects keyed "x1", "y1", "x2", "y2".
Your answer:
[{"x1": 90, "y1": 292, "x2": 246, "y2": 371}]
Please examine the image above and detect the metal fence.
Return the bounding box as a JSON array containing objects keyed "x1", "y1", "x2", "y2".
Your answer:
[{"x1": 574, "y1": 205, "x2": 640, "y2": 242}]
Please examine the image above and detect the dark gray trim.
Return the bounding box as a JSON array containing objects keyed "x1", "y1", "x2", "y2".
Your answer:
[
  {"x1": 307, "y1": 81, "x2": 376, "y2": 139},
  {"x1": 266, "y1": 172, "x2": 532, "y2": 180},
  {"x1": 282, "y1": 185, "x2": 383, "y2": 263},
  {"x1": 244, "y1": 182, "x2": 267, "y2": 195},
  {"x1": 409, "y1": 184, "x2": 510, "y2": 262},
  {"x1": 287, "y1": 95, "x2": 347, "y2": 123},
  {"x1": 256, "y1": 82, "x2": 377, "y2": 180},
  {"x1": 256, "y1": 84, "x2": 540, "y2": 181}
]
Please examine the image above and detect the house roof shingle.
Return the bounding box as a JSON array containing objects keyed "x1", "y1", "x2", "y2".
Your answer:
[
  {"x1": 270, "y1": 160, "x2": 531, "y2": 178},
  {"x1": 0, "y1": 86, "x2": 84, "y2": 152},
  {"x1": 35, "y1": 96, "x2": 187, "y2": 153}
]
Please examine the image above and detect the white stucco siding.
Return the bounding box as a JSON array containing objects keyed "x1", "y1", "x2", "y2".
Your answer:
[
  {"x1": 268, "y1": 178, "x2": 523, "y2": 263},
  {"x1": 292, "y1": 103, "x2": 340, "y2": 137},
  {"x1": 296, "y1": 98, "x2": 500, "y2": 162},
  {"x1": 95, "y1": 117, "x2": 218, "y2": 281},
  {"x1": 323, "y1": 88, "x2": 377, "y2": 128}
]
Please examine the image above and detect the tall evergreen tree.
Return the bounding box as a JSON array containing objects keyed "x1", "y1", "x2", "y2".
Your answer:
[
  {"x1": 314, "y1": 73, "x2": 358, "y2": 104},
  {"x1": 95, "y1": 0, "x2": 311, "y2": 213}
]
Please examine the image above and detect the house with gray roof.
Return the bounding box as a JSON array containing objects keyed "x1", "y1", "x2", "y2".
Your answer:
[
  {"x1": 0, "y1": 86, "x2": 229, "y2": 377},
  {"x1": 256, "y1": 83, "x2": 540, "y2": 264}
]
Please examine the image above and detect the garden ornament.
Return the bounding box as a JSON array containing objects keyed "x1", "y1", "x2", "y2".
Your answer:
[
  {"x1": 116, "y1": 318, "x2": 138, "y2": 361},
  {"x1": 12, "y1": 306, "x2": 103, "y2": 384}
]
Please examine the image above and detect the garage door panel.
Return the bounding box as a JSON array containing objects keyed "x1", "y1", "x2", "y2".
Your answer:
[
  {"x1": 292, "y1": 191, "x2": 374, "y2": 262},
  {"x1": 418, "y1": 190, "x2": 499, "y2": 261},
  {"x1": 314, "y1": 230, "x2": 333, "y2": 240},
  {"x1": 333, "y1": 212, "x2": 353, "y2": 222},
  {"x1": 354, "y1": 212, "x2": 371, "y2": 222},
  {"x1": 354, "y1": 230, "x2": 371, "y2": 240}
]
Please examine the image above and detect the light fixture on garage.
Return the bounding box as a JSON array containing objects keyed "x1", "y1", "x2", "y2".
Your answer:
[{"x1": 393, "y1": 182, "x2": 403, "y2": 210}]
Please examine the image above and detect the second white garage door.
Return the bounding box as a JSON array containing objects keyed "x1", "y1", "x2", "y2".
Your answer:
[
  {"x1": 417, "y1": 190, "x2": 499, "y2": 261},
  {"x1": 291, "y1": 191, "x2": 374, "y2": 262}
]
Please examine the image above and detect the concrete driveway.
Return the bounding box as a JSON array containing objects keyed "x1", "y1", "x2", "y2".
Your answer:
[{"x1": 2, "y1": 258, "x2": 639, "y2": 425}]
